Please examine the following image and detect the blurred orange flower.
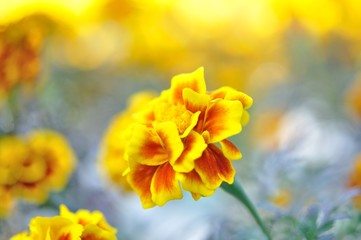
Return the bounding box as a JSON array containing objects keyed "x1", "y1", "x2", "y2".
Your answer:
[
  {"x1": 0, "y1": 16, "x2": 50, "y2": 103},
  {"x1": 0, "y1": 130, "x2": 76, "y2": 217}
]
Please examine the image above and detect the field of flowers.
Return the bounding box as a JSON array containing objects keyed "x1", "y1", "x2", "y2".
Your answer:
[{"x1": 1, "y1": 0, "x2": 361, "y2": 239}]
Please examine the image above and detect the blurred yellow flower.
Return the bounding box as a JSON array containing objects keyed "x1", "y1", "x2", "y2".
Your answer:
[
  {"x1": 0, "y1": 130, "x2": 76, "y2": 217},
  {"x1": 99, "y1": 91, "x2": 157, "y2": 191},
  {"x1": 0, "y1": 16, "x2": 47, "y2": 103},
  {"x1": 269, "y1": 189, "x2": 292, "y2": 208},
  {"x1": 10, "y1": 204, "x2": 117, "y2": 240},
  {"x1": 102, "y1": 67, "x2": 252, "y2": 208}
]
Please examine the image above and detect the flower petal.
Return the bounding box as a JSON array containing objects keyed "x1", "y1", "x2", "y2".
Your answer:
[
  {"x1": 170, "y1": 67, "x2": 206, "y2": 104},
  {"x1": 172, "y1": 131, "x2": 207, "y2": 173},
  {"x1": 82, "y1": 224, "x2": 117, "y2": 240},
  {"x1": 177, "y1": 170, "x2": 215, "y2": 198},
  {"x1": 127, "y1": 163, "x2": 157, "y2": 208},
  {"x1": 182, "y1": 88, "x2": 210, "y2": 133},
  {"x1": 126, "y1": 124, "x2": 168, "y2": 166},
  {"x1": 241, "y1": 110, "x2": 250, "y2": 126},
  {"x1": 154, "y1": 122, "x2": 184, "y2": 164},
  {"x1": 220, "y1": 139, "x2": 242, "y2": 160},
  {"x1": 204, "y1": 99, "x2": 243, "y2": 143},
  {"x1": 150, "y1": 163, "x2": 182, "y2": 206},
  {"x1": 210, "y1": 86, "x2": 253, "y2": 110},
  {"x1": 194, "y1": 144, "x2": 235, "y2": 189}
]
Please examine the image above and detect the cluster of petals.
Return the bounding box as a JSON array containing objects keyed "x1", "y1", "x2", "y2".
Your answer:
[
  {"x1": 0, "y1": 130, "x2": 76, "y2": 217},
  {"x1": 101, "y1": 67, "x2": 252, "y2": 208},
  {"x1": 10, "y1": 204, "x2": 117, "y2": 240},
  {"x1": 0, "y1": 17, "x2": 44, "y2": 103}
]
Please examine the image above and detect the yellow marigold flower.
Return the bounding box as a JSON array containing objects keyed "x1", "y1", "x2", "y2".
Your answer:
[
  {"x1": 0, "y1": 130, "x2": 76, "y2": 217},
  {"x1": 0, "y1": 16, "x2": 47, "y2": 103},
  {"x1": 10, "y1": 204, "x2": 117, "y2": 240},
  {"x1": 60, "y1": 204, "x2": 117, "y2": 237},
  {"x1": 123, "y1": 67, "x2": 253, "y2": 208},
  {"x1": 99, "y1": 91, "x2": 157, "y2": 191},
  {"x1": 11, "y1": 130, "x2": 76, "y2": 203}
]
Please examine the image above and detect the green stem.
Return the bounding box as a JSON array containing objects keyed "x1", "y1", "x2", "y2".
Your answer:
[{"x1": 221, "y1": 180, "x2": 272, "y2": 240}]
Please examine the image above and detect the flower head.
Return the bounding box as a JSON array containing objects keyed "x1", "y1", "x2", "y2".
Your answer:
[
  {"x1": 101, "y1": 67, "x2": 253, "y2": 208},
  {"x1": 0, "y1": 130, "x2": 76, "y2": 217},
  {"x1": 10, "y1": 204, "x2": 117, "y2": 240}
]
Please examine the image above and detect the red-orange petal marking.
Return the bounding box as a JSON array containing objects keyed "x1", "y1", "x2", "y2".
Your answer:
[
  {"x1": 194, "y1": 144, "x2": 235, "y2": 189},
  {"x1": 204, "y1": 99, "x2": 243, "y2": 143},
  {"x1": 169, "y1": 67, "x2": 206, "y2": 104},
  {"x1": 177, "y1": 170, "x2": 215, "y2": 198},
  {"x1": 155, "y1": 122, "x2": 184, "y2": 164},
  {"x1": 127, "y1": 163, "x2": 157, "y2": 208},
  {"x1": 151, "y1": 163, "x2": 182, "y2": 206},
  {"x1": 127, "y1": 124, "x2": 168, "y2": 166},
  {"x1": 183, "y1": 88, "x2": 210, "y2": 133},
  {"x1": 220, "y1": 139, "x2": 242, "y2": 160},
  {"x1": 172, "y1": 131, "x2": 207, "y2": 173}
]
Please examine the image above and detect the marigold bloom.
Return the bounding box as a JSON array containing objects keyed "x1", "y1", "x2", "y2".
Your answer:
[
  {"x1": 109, "y1": 67, "x2": 253, "y2": 208},
  {"x1": 0, "y1": 130, "x2": 76, "y2": 217},
  {"x1": 0, "y1": 16, "x2": 47, "y2": 103},
  {"x1": 10, "y1": 204, "x2": 117, "y2": 240}
]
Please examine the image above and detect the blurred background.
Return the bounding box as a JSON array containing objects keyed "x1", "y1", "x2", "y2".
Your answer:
[{"x1": 1, "y1": 0, "x2": 361, "y2": 239}]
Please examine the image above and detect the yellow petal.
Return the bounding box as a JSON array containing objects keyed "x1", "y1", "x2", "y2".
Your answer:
[
  {"x1": 127, "y1": 124, "x2": 169, "y2": 166},
  {"x1": 241, "y1": 110, "x2": 250, "y2": 126},
  {"x1": 204, "y1": 99, "x2": 243, "y2": 143},
  {"x1": 220, "y1": 140, "x2": 242, "y2": 160},
  {"x1": 127, "y1": 163, "x2": 157, "y2": 208},
  {"x1": 210, "y1": 86, "x2": 253, "y2": 110},
  {"x1": 194, "y1": 144, "x2": 235, "y2": 189},
  {"x1": 150, "y1": 163, "x2": 183, "y2": 206},
  {"x1": 82, "y1": 224, "x2": 117, "y2": 240},
  {"x1": 169, "y1": 67, "x2": 206, "y2": 104},
  {"x1": 154, "y1": 122, "x2": 184, "y2": 165},
  {"x1": 177, "y1": 170, "x2": 215, "y2": 198},
  {"x1": 172, "y1": 131, "x2": 207, "y2": 173},
  {"x1": 18, "y1": 157, "x2": 47, "y2": 183}
]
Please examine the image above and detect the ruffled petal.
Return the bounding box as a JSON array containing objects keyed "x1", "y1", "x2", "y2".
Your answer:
[
  {"x1": 177, "y1": 170, "x2": 215, "y2": 198},
  {"x1": 194, "y1": 144, "x2": 235, "y2": 189},
  {"x1": 182, "y1": 88, "x2": 209, "y2": 133},
  {"x1": 127, "y1": 163, "x2": 157, "y2": 208},
  {"x1": 126, "y1": 124, "x2": 168, "y2": 166},
  {"x1": 220, "y1": 139, "x2": 242, "y2": 160},
  {"x1": 204, "y1": 99, "x2": 243, "y2": 143},
  {"x1": 241, "y1": 110, "x2": 250, "y2": 126},
  {"x1": 210, "y1": 86, "x2": 253, "y2": 110},
  {"x1": 172, "y1": 131, "x2": 207, "y2": 173},
  {"x1": 169, "y1": 67, "x2": 206, "y2": 104},
  {"x1": 154, "y1": 122, "x2": 184, "y2": 164},
  {"x1": 150, "y1": 163, "x2": 182, "y2": 206},
  {"x1": 82, "y1": 224, "x2": 117, "y2": 240}
]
